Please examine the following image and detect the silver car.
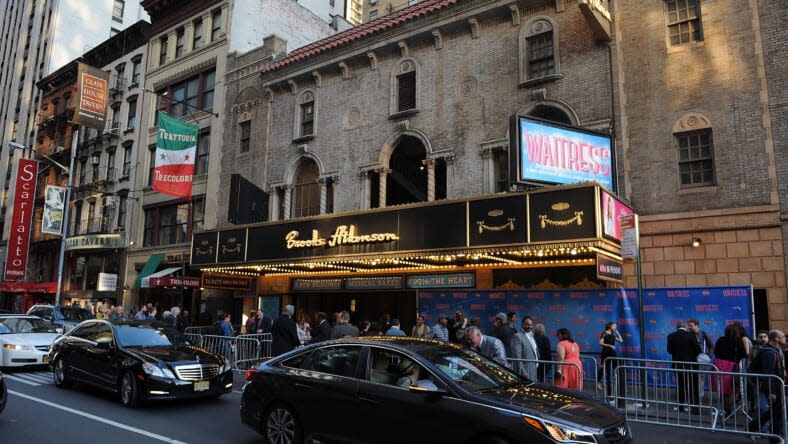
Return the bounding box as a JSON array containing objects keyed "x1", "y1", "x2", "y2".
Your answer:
[{"x1": 0, "y1": 315, "x2": 60, "y2": 368}]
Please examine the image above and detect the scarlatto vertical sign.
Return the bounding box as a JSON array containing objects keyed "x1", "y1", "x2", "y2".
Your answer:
[{"x1": 4, "y1": 158, "x2": 39, "y2": 281}]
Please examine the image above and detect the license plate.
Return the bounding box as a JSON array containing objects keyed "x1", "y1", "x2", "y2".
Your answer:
[{"x1": 194, "y1": 380, "x2": 210, "y2": 392}]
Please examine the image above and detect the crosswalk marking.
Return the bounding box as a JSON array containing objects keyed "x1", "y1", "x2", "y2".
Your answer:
[{"x1": 4, "y1": 371, "x2": 53, "y2": 386}]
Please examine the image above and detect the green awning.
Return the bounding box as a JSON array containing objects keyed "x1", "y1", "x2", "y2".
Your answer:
[{"x1": 134, "y1": 253, "x2": 165, "y2": 288}]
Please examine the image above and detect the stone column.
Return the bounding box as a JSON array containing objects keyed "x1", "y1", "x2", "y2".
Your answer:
[
  {"x1": 185, "y1": 22, "x2": 195, "y2": 52},
  {"x1": 269, "y1": 187, "x2": 280, "y2": 221},
  {"x1": 282, "y1": 185, "x2": 292, "y2": 220},
  {"x1": 358, "y1": 170, "x2": 370, "y2": 210},
  {"x1": 425, "y1": 158, "x2": 436, "y2": 202},
  {"x1": 203, "y1": 12, "x2": 213, "y2": 42},
  {"x1": 167, "y1": 31, "x2": 177, "y2": 63},
  {"x1": 319, "y1": 178, "x2": 327, "y2": 214},
  {"x1": 480, "y1": 147, "x2": 494, "y2": 194},
  {"x1": 445, "y1": 155, "x2": 455, "y2": 199},
  {"x1": 378, "y1": 168, "x2": 389, "y2": 208},
  {"x1": 151, "y1": 40, "x2": 162, "y2": 68}
]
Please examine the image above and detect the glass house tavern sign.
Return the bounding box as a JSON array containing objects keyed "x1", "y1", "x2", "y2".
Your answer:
[{"x1": 286, "y1": 225, "x2": 399, "y2": 249}]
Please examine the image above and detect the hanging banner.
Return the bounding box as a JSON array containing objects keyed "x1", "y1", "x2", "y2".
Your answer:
[
  {"x1": 42, "y1": 185, "x2": 65, "y2": 235},
  {"x1": 74, "y1": 62, "x2": 109, "y2": 129},
  {"x1": 4, "y1": 158, "x2": 39, "y2": 281},
  {"x1": 153, "y1": 112, "x2": 198, "y2": 198}
]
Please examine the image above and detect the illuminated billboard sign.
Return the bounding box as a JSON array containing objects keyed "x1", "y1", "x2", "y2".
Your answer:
[{"x1": 510, "y1": 116, "x2": 614, "y2": 191}]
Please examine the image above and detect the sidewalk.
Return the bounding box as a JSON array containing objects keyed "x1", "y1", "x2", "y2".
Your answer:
[{"x1": 632, "y1": 422, "x2": 760, "y2": 443}]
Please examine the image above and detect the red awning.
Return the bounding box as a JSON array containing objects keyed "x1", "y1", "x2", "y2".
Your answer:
[
  {"x1": 146, "y1": 276, "x2": 201, "y2": 288},
  {"x1": 0, "y1": 281, "x2": 58, "y2": 293}
]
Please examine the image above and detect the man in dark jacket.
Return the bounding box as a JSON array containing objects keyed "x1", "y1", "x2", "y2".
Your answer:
[
  {"x1": 533, "y1": 323, "x2": 552, "y2": 383},
  {"x1": 255, "y1": 309, "x2": 272, "y2": 334},
  {"x1": 491, "y1": 312, "x2": 514, "y2": 358},
  {"x1": 667, "y1": 321, "x2": 701, "y2": 409},
  {"x1": 311, "y1": 312, "x2": 331, "y2": 343},
  {"x1": 748, "y1": 329, "x2": 786, "y2": 444},
  {"x1": 270, "y1": 305, "x2": 299, "y2": 356},
  {"x1": 330, "y1": 310, "x2": 360, "y2": 339}
]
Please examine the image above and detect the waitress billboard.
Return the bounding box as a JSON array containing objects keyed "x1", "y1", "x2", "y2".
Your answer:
[{"x1": 511, "y1": 116, "x2": 614, "y2": 191}]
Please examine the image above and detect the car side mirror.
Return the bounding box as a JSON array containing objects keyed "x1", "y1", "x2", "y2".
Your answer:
[
  {"x1": 55, "y1": 328, "x2": 63, "y2": 334},
  {"x1": 408, "y1": 384, "x2": 448, "y2": 396}
]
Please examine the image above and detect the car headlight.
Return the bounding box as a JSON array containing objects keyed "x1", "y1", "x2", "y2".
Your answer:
[
  {"x1": 142, "y1": 362, "x2": 176, "y2": 379},
  {"x1": 3, "y1": 343, "x2": 32, "y2": 351},
  {"x1": 523, "y1": 416, "x2": 597, "y2": 443}
]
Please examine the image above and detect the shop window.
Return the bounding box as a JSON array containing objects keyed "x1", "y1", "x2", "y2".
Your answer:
[
  {"x1": 292, "y1": 158, "x2": 321, "y2": 218},
  {"x1": 519, "y1": 17, "x2": 561, "y2": 86},
  {"x1": 665, "y1": 0, "x2": 703, "y2": 46}
]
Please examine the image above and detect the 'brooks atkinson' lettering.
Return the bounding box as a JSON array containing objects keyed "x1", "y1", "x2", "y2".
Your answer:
[
  {"x1": 286, "y1": 225, "x2": 399, "y2": 249},
  {"x1": 155, "y1": 171, "x2": 192, "y2": 182}
]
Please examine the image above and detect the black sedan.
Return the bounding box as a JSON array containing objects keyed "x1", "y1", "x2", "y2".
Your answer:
[
  {"x1": 49, "y1": 320, "x2": 233, "y2": 407},
  {"x1": 241, "y1": 337, "x2": 631, "y2": 444},
  {"x1": 0, "y1": 369, "x2": 6, "y2": 414}
]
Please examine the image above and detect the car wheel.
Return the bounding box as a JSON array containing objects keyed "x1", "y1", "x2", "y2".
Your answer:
[
  {"x1": 120, "y1": 371, "x2": 140, "y2": 408},
  {"x1": 53, "y1": 358, "x2": 72, "y2": 389},
  {"x1": 263, "y1": 404, "x2": 302, "y2": 444}
]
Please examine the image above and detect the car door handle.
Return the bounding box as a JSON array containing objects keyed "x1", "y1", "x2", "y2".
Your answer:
[{"x1": 294, "y1": 382, "x2": 313, "y2": 389}]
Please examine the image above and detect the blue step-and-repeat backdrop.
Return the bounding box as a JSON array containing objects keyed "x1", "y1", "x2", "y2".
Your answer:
[{"x1": 418, "y1": 286, "x2": 753, "y2": 362}]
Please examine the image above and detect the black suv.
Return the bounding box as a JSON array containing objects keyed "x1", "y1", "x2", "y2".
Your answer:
[{"x1": 26, "y1": 304, "x2": 93, "y2": 332}]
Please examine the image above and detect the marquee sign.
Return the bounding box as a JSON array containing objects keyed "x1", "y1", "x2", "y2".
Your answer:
[
  {"x1": 285, "y1": 225, "x2": 399, "y2": 249},
  {"x1": 510, "y1": 115, "x2": 614, "y2": 191}
]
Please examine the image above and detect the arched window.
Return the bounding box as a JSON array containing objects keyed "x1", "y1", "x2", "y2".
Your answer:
[
  {"x1": 519, "y1": 16, "x2": 562, "y2": 85},
  {"x1": 294, "y1": 90, "x2": 316, "y2": 139},
  {"x1": 292, "y1": 158, "x2": 320, "y2": 218},
  {"x1": 389, "y1": 59, "x2": 420, "y2": 116},
  {"x1": 673, "y1": 113, "x2": 715, "y2": 187}
]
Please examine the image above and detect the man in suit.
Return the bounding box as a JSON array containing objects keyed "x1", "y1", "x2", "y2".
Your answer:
[
  {"x1": 667, "y1": 321, "x2": 701, "y2": 410},
  {"x1": 330, "y1": 310, "x2": 360, "y2": 339},
  {"x1": 255, "y1": 309, "x2": 272, "y2": 334},
  {"x1": 466, "y1": 326, "x2": 508, "y2": 367},
  {"x1": 491, "y1": 312, "x2": 514, "y2": 357},
  {"x1": 311, "y1": 312, "x2": 331, "y2": 343},
  {"x1": 271, "y1": 305, "x2": 299, "y2": 356},
  {"x1": 533, "y1": 323, "x2": 552, "y2": 383},
  {"x1": 511, "y1": 316, "x2": 538, "y2": 379}
]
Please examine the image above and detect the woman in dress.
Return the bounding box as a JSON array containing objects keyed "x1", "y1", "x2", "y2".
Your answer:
[
  {"x1": 597, "y1": 321, "x2": 623, "y2": 395},
  {"x1": 295, "y1": 312, "x2": 311, "y2": 346},
  {"x1": 556, "y1": 328, "x2": 583, "y2": 390},
  {"x1": 713, "y1": 323, "x2": 744, "y2": 414}
]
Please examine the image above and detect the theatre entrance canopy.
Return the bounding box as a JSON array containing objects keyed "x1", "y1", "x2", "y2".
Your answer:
[{"x1": 190, "y1": 183, "x2": 632, "y2": 283}]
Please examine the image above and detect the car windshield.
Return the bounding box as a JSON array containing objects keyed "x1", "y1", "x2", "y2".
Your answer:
[
  {"x1": 0, "y1": 317, "x2": 58, "y2": 334},
  {"x1": 61, "y1": 308, "x2": 93, "y2": 321},
  {"x1": 419, "y1": 346, "x2": 525, "y2": 392},
  {"x1": 115, "y1": 324, "x2": 187, "y2": 347}
]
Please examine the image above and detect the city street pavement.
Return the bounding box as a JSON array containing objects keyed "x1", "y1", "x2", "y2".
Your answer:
[{"x1": 0, "y1": 367, "x2": 759, "y2": 443}]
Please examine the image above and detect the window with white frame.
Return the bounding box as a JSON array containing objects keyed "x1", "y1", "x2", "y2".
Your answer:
[{"x1": 294, "y1": 90, "x2": 316, "y2": 139}]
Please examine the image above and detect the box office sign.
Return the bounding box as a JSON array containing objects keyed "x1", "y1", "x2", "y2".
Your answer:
[
  {"x1": 529, "y1": 187, "x2": 597, "y2": 242},
  {"x1": 74, "y1": 63, "x2": 109, "y2": 129},
  {"x1": 202, "y1": 274, "x2": 254, "y2": 291},
  {"x1": 4, "y1": 158, "x2": 38, "y2": 281}
]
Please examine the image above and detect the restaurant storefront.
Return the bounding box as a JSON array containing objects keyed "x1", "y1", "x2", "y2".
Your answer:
[{"x1": 191, "y1": 183, "x2": 629, "y2": 330}]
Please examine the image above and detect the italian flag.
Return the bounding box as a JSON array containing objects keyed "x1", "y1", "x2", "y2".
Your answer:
[{"x1": 153, "y1": 112, "x2": 199, "y2": 199}]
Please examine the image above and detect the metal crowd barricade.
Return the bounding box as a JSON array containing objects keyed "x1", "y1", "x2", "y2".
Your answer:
[
  {"x1": 200, "y1": 334, "x2": 236, "y2": 361},
  {"x1": 238, "y1": 333, "x2": 272, "y2": 359},
  {"x1": 234, "y1": 336, "x2": 262, "y2": 370},
  {"x1": 508, "y1": 358, "x2": 584, "y2": 391},
  {"x1": 184, "y1": 332, "x2": 202, "y2": 347},
  {"x1": 609, "y1": 361, "x2": 786, "y2": 443},
  {"x1": 184, "y1": 326, "x2": 214, "y2": 336}
]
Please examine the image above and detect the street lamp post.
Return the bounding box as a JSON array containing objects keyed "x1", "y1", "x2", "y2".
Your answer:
[{"x1": 10, "y1": 130, "x2": 78, "y2": 307}]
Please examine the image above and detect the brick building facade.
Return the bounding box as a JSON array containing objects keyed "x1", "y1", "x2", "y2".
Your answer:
[{"x1": 612, "y1": 0, "x2": 787, "y2": 331}]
